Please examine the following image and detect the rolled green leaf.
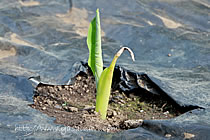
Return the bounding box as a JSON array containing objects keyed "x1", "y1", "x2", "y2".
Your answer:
[
  {"x1": 96, "y1": 47, "x2": 135, "y2": 119},
  {"x1": 87, "y1": 9, "x2": 103, "y2": 85}
]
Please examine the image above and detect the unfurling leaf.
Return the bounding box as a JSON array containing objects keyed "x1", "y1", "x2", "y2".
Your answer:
[{"x1": 96, "y1": 47, "x2": 135, "y2": 119}]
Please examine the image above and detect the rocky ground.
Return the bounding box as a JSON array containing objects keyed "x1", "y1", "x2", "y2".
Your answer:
[{"x1": 30, "y1": 70, "x2": 179, "y2": 132}]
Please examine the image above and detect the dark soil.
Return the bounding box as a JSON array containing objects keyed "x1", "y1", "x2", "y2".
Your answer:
[{"x1": 30, "y1": 70, "x2": 179, "y2": 132}]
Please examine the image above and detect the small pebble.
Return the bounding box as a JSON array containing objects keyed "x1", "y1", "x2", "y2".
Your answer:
[
  {"x1": 84, "y1": 105, "x2": 93, "y2": 110},
  {"x1": 120, "y1": 99, "x2": 125, "y2": 104},
  {"x1": 54, "y1": 105, "x2": 62, "y2": 109},
  {"x1": 84, "y1": 84, "x2": 88, "y2": 88},
  {"x1": 107, "y1": 111, "x2": 112, "y2": 117},
  {"x1": 37, "y1": 87, "x2": 42, "y2": 91},
  {"x1": 69, "y1": 107, "x2": 78, "y2": 112},
  {"x1": 165, "y1": 134, "x2": 172, "y2": 138},
  {"x1": 184, "y1": 132, "x2": 195, "y2": 139},
  {"x1": 77, "y1": 76, "x2": 82, "y2": 81},
  {"x1": 112, "y1": 111, "x2": 117, "y2": 116},
  {"x1": 123, "y1": 119, "x2": 143, "y2": 129},
  {"x1": 42, "y1": 106, "x2": 46, "y2": 110},
  {"x1": 163, "y1": 111, "x2": 169, "y2": 115},
  {"x1": 64, "y1": 86, "x2": 69, "y2": 90},
  {"x1": 94, "y1": 111, "x2": 99, "y2": 115},
  {"x1": 47, "y1": 99, "x2": 53, "y2": 106},
  {"x1": 57, "y1": 86, "x2": 62, "y2": 91},
  {"x1": 107, "y1": 118, "x2": 112, "y2": 121}
]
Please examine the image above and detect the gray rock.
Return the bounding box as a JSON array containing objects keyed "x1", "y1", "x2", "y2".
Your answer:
[{"x1": 121, "y1": 119, "x2": 143, "y2": 129}]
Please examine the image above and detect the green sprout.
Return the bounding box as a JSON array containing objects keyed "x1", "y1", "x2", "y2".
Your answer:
[
  {"x1": 62, "y1": 101, "x2": 67, "y2": 107},
  {"x1": 87, "y1": 9, "x2": 103, "y2": 86},
  {"x1": 87, "y1": 9, "x2": 135, "y2": 120}
]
